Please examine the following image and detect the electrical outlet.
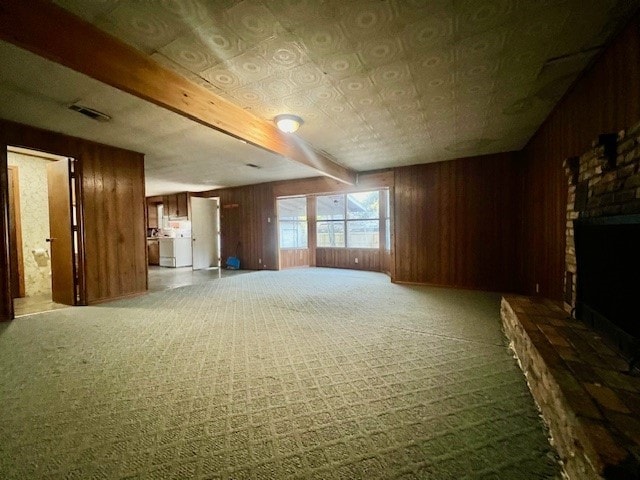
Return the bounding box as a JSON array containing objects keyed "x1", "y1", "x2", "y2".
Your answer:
[
  {"x1": 535, "y1": 283, "x2": 540, "y2": 293},
  {"x1": 258, "y1": 258, "x2": 261, "y2": 264},
  {"x1": 354, "y1": 257, "x2": 359, "y2": 264},
  {"x1": 267, "y1": 217, "x2": 271, "y2": 223}
]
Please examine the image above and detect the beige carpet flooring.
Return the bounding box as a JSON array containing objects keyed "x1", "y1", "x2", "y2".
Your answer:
[{"x1": 0, "y1": 268, "x2": 560, "y2": 479}]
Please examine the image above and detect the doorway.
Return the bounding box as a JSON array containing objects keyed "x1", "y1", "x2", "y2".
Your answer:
[
  {"x1": 191, "y1": 196, "x2": 220, "y2": 270},
  {"x1": 7, "y1": 146, "x2": 81, "y2": 316}
]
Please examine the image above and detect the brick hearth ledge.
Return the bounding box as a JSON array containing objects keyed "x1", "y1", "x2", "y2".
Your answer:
[{"x1": 501, "y1": 296, "x2": 640, "y2": 480}]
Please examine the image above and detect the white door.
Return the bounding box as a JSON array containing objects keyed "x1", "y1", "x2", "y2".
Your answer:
[{"x1": 191, "y1": 197, "x2": 219, "y2": 270}]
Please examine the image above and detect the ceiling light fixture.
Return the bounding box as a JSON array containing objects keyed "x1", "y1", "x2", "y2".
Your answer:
[{"x1": 274, "y1": 114, "x2": 303, "y2": 133}]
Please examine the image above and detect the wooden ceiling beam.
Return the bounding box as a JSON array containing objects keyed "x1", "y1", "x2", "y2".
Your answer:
[{"x1": 0, "y1": 0, "x2": 357, "y2": 185}]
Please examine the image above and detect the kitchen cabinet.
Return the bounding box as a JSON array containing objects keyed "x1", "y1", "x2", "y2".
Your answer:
[
  {"x1": 163, "y1": 194, "x2": 177, "y2": 217},
  {"x1": 176, "y1": 193, "x2": 188, "y2": 218},
  {"x1": 146, "y1": 196, "x2": 163, "y2": 229},
  {"x1": 147, "y1": 203, "x2": 158, "y2": 229},
  {"x1": 162, "y1": 192, "x2": 188, "y2": 218},
  {"x1": 147, "y1": 238, "x2": 159, "y2": 265}
]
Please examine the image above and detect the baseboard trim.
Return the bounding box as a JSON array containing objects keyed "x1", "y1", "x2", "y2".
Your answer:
[{"x1": 87, "y1": 290, "x2": 147, "y2": 305}]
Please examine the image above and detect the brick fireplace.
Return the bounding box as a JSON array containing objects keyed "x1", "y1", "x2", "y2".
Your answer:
[
  {"x1": 501, "y1": 122, "x2": 640, "y2": 480},
  {"x1": 563, "y1": 123, "x2": 640, "y2": 364}
]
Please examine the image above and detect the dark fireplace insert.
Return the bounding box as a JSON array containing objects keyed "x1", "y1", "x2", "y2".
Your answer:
[{"x1": 574, "y1": 214, "x2": 640, "y2": 370}]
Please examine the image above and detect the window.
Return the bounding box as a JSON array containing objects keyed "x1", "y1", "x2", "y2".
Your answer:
[
  {"x1": 384, "y1": 190, "x2": 391, "y2": 251},
  {"x1": 317, "y1": 195, "x2": 345, "y2": 247},
  {"x1": 317, "y1": 191, "x2": 380, "y2": 248},
  {"x1": 278, "y1": 197, "x2": 308, "y2": 248}
]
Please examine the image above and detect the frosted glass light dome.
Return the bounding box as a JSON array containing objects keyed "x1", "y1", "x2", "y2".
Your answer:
[{"x1": 275, "y1": 114, "x2": 303, "y2": 133}]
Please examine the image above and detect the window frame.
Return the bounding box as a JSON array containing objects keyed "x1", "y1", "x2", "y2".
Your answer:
[
  {"x1": 277, "y1": 196, "x2": 308, "y2": 249},
  {"x1": 316, "y1": 190, "x2": 381, "y2": 249},
  {"x1": 384, "y1": 189, "x2": 391, "y2": 252}
]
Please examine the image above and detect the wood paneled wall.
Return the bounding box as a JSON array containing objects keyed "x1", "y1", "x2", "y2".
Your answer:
[
  {"x1": 394, "y1": 153, "x2": 522, "y2": 291},
  {"x1": 520, "y1": 17, "x2": 640, "y2": 300},
  {"x1": 381, "y1": 250, "x2": 391, "y2": 276},
  {"x1": 201, "y1": 183, "x2": 277, "y2": 270},
  {"x1": 0, "y1": 120, "x2": 146, "y2": 316},
  {"x1": 316, "y1": 248, "x2": 381, "y2": 271},
  {"x1": 199, "y1": 172, "x2": 392, "y2": 272},
  {"x1": 273, "y1": 170, "x2": 393, "y2": 197},
  {"x1": 280, "y1": 249, "x2": 309, "y2": 269},
  {"x1": 203, "y1": 159, "x2": 521, "y2": 291},
  {"x1": 82, "y1": 147, "x2": 146, "y2": 304}
]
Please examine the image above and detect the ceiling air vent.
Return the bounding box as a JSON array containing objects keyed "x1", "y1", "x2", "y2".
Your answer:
[{"x1": 68, "y1": 103, "x2": 111, "y2": 122}]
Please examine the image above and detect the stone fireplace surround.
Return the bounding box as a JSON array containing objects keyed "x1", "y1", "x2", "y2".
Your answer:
[
  {"x1": 501, "y1": 121, "x2": 640, "y2": 480},
  {"x1": 563, "y1": 122, "x2": 640, "y2": 321}
]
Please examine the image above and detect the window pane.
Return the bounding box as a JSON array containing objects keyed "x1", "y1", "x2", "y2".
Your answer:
[
  {"x1": 317, "y1": 221, "x2": 345, "y2": 247},
  {"x1": 279, "y1": 221, "x2": 308, "y2": 248},
  {"x1": 347, "y1": 191, "x2": 379, "y2": 219},
  {"x1": 278, "y1": 196, "x2": 307, "y2": 221},
  {"x1": 347, "y1": 220, "x2": 379, "y2": 248},
  {"x1": 385, "y1": 189, "x2": 390, "y2": 217},
  {"x1": 317, "y1": 195, "x2": 345, "y2": 220},
  {"x1": 297, "y1": 222, "x2": 308, "y2": 248},
  {"x1": 385, "y1": 218, "x2": 391, "y2": 251}
]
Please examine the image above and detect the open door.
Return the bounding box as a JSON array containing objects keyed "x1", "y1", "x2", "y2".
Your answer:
[
  {"x1": 46, "y1": 159, "x2": 75, "y2": 305},
  {"x1": 191, "y1": 196, "x2": 219, "y2": 270},
  {"x1": 7, "y1": 166, "x2": 25, "y2": 298}
]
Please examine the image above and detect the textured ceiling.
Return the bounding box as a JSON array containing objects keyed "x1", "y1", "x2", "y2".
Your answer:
[
  {"x1": 0, "y1": 41, "x2": 318, "y2": 195},
  {"x1": 50, "y1": 0, "x2": 640, "y2": 172}
]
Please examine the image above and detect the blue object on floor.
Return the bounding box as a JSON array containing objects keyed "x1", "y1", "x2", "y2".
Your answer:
[
  {"x1": 226, "y1": 256, "x2": 240, "y2": 270},
  {"x1": 226, "y1": 242, "x2": 241, "y2": 269}
]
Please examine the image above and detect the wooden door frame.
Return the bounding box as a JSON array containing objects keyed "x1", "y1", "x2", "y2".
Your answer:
[
  {"x1": 72, "y1": 157, "x2": 87, "y2": 306},
  {"x1": 7, "y1": 166, "x2": 25, "y2": 298},
  {"x1": 0, "y1": 144, "x2": 14, "y2": 320},
  {"x1": 0, "y1": 146, "x2": 88, "y2": 320}
]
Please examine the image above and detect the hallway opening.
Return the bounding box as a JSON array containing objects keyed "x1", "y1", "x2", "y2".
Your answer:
[{"x1": 6, "y1": 146, "x2": 79, "y2": 316}]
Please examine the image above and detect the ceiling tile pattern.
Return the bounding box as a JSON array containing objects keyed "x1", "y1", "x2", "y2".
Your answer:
[
  {"x1": 0, "y1": 43, "x2": 318, "y2": 195},
  {"x1": 45, "y1": 0, "x2": 640, "y2": 172}
]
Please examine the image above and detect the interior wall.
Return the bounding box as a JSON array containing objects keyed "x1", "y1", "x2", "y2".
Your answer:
[
  {"x1": 272, "y1": 170, "x2": 394, "y2": 197},
  {"x1": 200, "y1": 158, "x2": 521, "y2": 292},
  {"x1": 82, "y1": 146, "x2": 147, "y2": 304},
  {"x1": 280, "y1": 249, "x2": 309, "y2": 269},
  {"x1": 201, "y1": 183, "x2": 277, "y2": 271},
  {"x1": 199, "y1": 172, "x2": 394, "y2": 273},
  {"x1": 7, "y1": 151, "x2": 51, "y2": 296},
  {"x1": 394, "y1": 152, "x2": 522, "y2": 292},
  {"x1": 316, "y1": 248, "x2": 381, "y2": 271},
  {"x1": 0, "y1": 119, "x2": 146, "y2": 317},
  {"x1": 520, "y1": 15, "x2": 640, "y2": 300}
]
